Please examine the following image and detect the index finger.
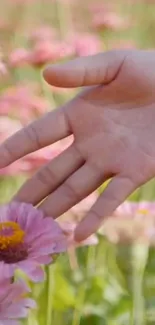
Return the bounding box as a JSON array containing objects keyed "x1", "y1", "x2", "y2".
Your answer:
[{"x1": 0, "y1": 107, "x2": 71, "y2": 168}]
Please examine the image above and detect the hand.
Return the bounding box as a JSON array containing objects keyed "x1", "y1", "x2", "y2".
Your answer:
[{"x1": 1, "y1": 49, "x2": 155, "y2": 241}]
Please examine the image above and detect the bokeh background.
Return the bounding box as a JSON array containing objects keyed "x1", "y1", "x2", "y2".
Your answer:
[{"x1": 1, "y1": 0, "x2": 155, "y2": 324}]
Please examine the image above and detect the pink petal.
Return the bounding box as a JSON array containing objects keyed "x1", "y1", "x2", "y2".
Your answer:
[
  {"x1": 25, "y1": 266, "x2": 45, "y2": 282},
  {"x1": 29, "y1": 237, "x2": 67, "y2": 257},
  {"x1": 33, "y1": 255, "x2": 52, "y2": 265},
  {"x1": 2, "y1": 305, "x2": 29, "y2": 318},
  {"x1": 19, "y1": 262, "x2": 45, "y2": 282},
  {"x1": 18, "y1": 260, "x2": 37, "y2": 273},
  {"x1": 25, "y1": 217, "x2": 63, "y2": 243},
  {"x1": 0, "y1": 262, "x2": 14, "y2": 280},
  {"x1": 3, "y1": 299, "x2": 36, "y2": 318},
  {"x1": 0, "y1": 321, "x2": 20, "y2": 325}
]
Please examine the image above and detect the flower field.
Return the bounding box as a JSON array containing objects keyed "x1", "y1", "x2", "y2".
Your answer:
[{"x1": 1, "y1": 0, "x2": 155, "y2": 324}]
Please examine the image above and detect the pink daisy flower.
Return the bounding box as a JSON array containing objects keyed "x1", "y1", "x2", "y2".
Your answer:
[
  {"x1": 115, "y1": 201, "x2": 155, "y2": 217},
  {"x1": 0, "y1": 202, "x2": 67, "y2": 282},
  {"x1": 0, "y1": 277, "x2": 36, "y2": 325},
  {"x1": 99, "y1": 201, "x2": 155, "y2": 244}
]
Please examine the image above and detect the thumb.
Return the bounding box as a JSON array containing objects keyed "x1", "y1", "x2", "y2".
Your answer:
[{"x1": 43, "y1": 50, "x2": 127, "y2": 88}]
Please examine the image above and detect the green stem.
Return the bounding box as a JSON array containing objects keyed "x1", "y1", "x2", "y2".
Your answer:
[
  {"x1": 46, "y1": 265, "x2": 55, "y2": 325},
  {"x1": 130, "y1": 244, "x2": 148, "y2": 325},
  {"x1": 72, "y1": 285, "x2": 86, "y2": 325},
  {"x1": 86, "y1": 244, "x2": 96, "y2": 274},
  {"x1": 131, "y1": 267, "x2": 144, "y2": 325},
  {"x1": 27, "y1": 312, "x2": 38, "y2": 325},
  {"x1": 54, "y1": 0, "x2": 73, "y2": 40},
  {"x1": 72, "y1": 246, "x2": 96, "y2": 325}
]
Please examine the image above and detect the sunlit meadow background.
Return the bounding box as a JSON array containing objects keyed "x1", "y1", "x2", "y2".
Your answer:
[{"x1": 1, "y1": 0, "x2": 155, "y2": 324}]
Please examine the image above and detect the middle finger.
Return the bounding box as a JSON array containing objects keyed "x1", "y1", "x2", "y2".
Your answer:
[{"x1": 13, "y1": 143, "x2": 84, "y2": 205}]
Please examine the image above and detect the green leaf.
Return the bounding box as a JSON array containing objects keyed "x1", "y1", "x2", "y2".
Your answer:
[{"x1": 51, "y1": 267, "x2": 76, "y2": 310}]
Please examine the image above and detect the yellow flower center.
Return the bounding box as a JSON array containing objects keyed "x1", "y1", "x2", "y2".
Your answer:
[
  {"x1": 137, "y1": 208, "x2": 149, "y2": 215},
  {"x1": 0, "y1": 221, "x2": 25, "y2": 250}
]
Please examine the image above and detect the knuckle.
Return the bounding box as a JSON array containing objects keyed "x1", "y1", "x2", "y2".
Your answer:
[
  {"x1": 36, "y1": 165, "x2": 58, "y2": 187},
  {"x1": 91, "y1": 209, "x2": 103, "y2": 222},
  {"x1": 88, "y1": 160, "x2": 104, "y2": 178},
  {"x1": 25, "y1": 124, "x2": 41, "y2": 149},
  {"x1": 121, "y1": 174, "x2": 135, "y2": 188},
  {"x1": 129, "y1": 168, "x2": 145, "y2": 185},
  {"x1": 103, "y1": 191, "x2": 120, "y2": 206},
  {"x1": 63, "y1": 180, "x2": 81, "y2": 203},
  {"x1": 2, "y1": 141, "x2": 16, "y2": 162},
  {"x1": 81, "y1": 64, "x2": 89, "y2": 87}
]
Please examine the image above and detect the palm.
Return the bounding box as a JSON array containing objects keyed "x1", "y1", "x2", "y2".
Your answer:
[
  {"x1": 67, "y1": 51, "x2": 155, "y2": 191},
  {"x1": 1, "y1": 49, "x2": 155, "y2": 240}
]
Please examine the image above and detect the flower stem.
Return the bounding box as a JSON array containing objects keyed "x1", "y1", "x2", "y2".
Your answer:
[
  {"x1": 54, "y1": 0, "x2": 73, "y2": 40},
  {"x1": 46, "y1": 265, "x2": 55, "y2": 325},
  {"x1": 130, "y1": 244, "x2": 148, "y2": 325},
  {"x1": 72, "y1": 285, "x2": 86, "y2": 325},
  {"x1": 72, "y1": 246, "x2": 97, "y2": 325}
]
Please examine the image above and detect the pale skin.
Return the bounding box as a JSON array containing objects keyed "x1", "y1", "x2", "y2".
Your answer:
[{"x1": 0, "y1": 49, "x2": 155, "y2": 241}]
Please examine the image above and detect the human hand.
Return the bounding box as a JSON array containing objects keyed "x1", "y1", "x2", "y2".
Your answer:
[{"x1": 1, "y1": 49, "x2": 155, "y2": 241}]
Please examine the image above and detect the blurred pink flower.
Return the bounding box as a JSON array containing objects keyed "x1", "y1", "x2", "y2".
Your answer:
[
  {"x1": 21, "y1": 136, "x2": 73, "y2": 174},
  {"x1": 59, "y1": 221, "x2": 98, "y2": 247},
  {"x1": 0, "y1": 85, "x2": 50, "y2": 123},
  {"x1": 0, "y1": 116, "x2": 22, "y2": 141},
  {"x1": 0, "y1": 62, "x2": 7, "y2": 76},
  {"x1": 92, "y1": 12, "x2": 130, "y2": 31},
  {"x1": 0, "y1": 49, "x2": 8, "y2": 78},
  {"x1": 22, "y1": 147, "x2": 63, "y2": 173},
  {"x1": 89, "y1": 2, "x2": 112, "y2": 14},
  {"x1": 71, "y1": 33, "x2": 102, "y2": 56},
  {"x1": 59, "y1": 41, "x2": 75, "y2": 58},
  {"x1": 0, "y1": 117, "x2": 31, "y2": 176},
  {"x1": 0, "y1": 129, "x2": 72, "y2": 176},
  {"x1": 0, "y1": 278, "x2": 36, "y2": 325},
  {"x1": 9, "y1": 48, "x2": 30, "y2": 68},
  {"x1": 0, "y1": 161, "x2": 31, "y2": 176},
  {"x1": 115, "y1": 201, "x2": 155, "y2": 217},
  {"x1": 29, "y1": 40, "x2": 74, "y2": 67},
  {"x1": 28, "y1": 41, "x2": 60, "y2": 67},
  {"x1": 0, "y1": 202, "x2": 67, "y2": 282},
  {"x1": 0, "y1": 117, "x2": 27, "y2": 176},
  {"x1": 29, "y1": 25, "x2": 57, "y2": 43},
  {"x1": 70, "y1": 192, "x2": 98, "y2": 220},
  {"x1": 9, "y1": 38, "x2": 74, "y2": 69},
  {"x1": 99, "y1": 201, "x2": 155, "y2": 244}
]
